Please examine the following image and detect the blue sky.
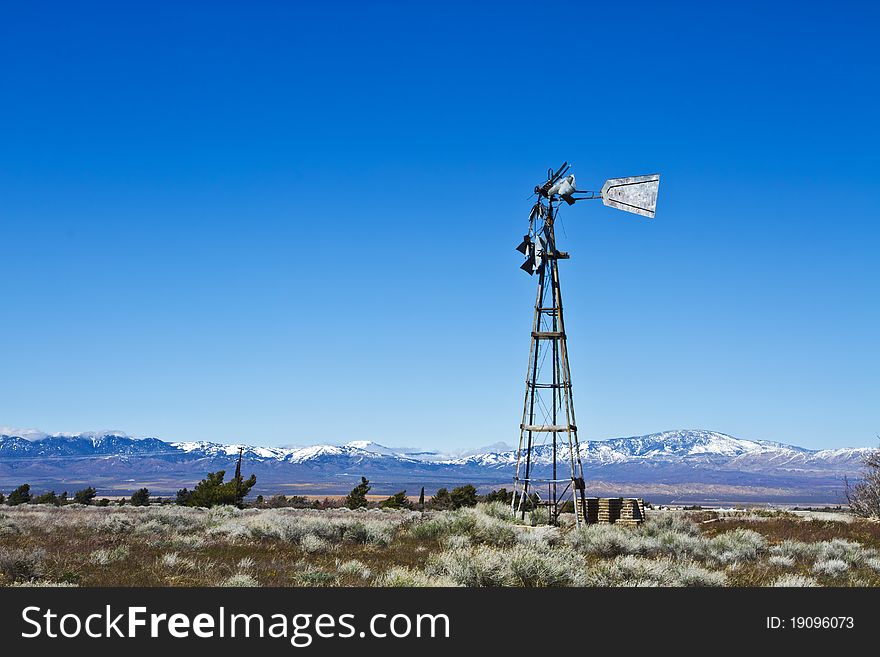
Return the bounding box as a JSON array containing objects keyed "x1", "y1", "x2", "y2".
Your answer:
[{"x1": 1, "y1": 1, "x2": 877, "y2": 450}]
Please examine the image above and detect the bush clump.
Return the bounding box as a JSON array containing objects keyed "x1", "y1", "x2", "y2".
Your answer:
[
  {"x1": 769, "y1": 574, "x2": 821, "y2": 587},
  {"x1": 0, "y1": 548, "x2": 44, "y2": 582}
]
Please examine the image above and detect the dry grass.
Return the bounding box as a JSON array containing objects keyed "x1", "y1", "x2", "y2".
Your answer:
[{"x1": 1, "y1": 504, "x2": 879, "y2": 587}]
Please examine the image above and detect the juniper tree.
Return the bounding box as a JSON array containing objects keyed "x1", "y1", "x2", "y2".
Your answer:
[
  {"x1": 130, "y1": 488, "x2": 151, "y2": 506},
  {"x1": 7, "y1": 484, "x2": 31, "y2": 506},
  {"x1": 33, "y1": 491, "x2": 60, "y2": 505},
  {"x1": 74, "y1": 487, "x2": 97, "y2": 505},
  {"x1": 378, "y1": 490, "x2": 410, "y2": 509},
  {"x1": 345, "y1": 477, "x2": 371, "y2": 509},
  {"x1": 481, "y1": 488, "x2": 513, "y2": 504},
  {"x1": 450, "y1": 484, "x2": 478, "y2": 509},
  {"x1": 429, "y1": 487, "x2": 452, "y2": 510},
  {"x1": 180, "y1": 470, "x2": 257, "y2": 508},
  {"x1": 175, "y1": 487, "x2": 192, "y2": 506}
]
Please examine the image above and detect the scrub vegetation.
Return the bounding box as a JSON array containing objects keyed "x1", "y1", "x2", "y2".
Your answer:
[{"x1": 2, "y1": 502, "x2": 880, "y2": 587}]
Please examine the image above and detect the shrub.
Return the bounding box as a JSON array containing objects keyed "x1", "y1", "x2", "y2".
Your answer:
[
  {"x1": 516, "y1": 525, "x2": 561, "y2": 548},
  {"x1": 342, "y1": 520, "x2": 393, "y2": 546},
  {"x1": 642, "y1": 513, "x2": 701, "y2": 537},
  {"x1": 427, "y1": 543, "x2": 585, "y2": 587},
  {"x1": 375, "y1": 566, "x2": 455, "y2": 587},
  {"x1": 217, "y1": 508, "x2": 404, "y2": 546},
  {"x1": 673, "y1": 561, "x2": 727, "y2": 587},
  {"x1": 845, "y1": 446, "x2": 880, "y2": 518},
  {"x1": 505, "y1": 545, "x2": 585, "y2": 587},
  {"x1": 442, "y1": 534, "x2": 472, "y2": 550},
  {"x1": 768, "y1": 554, "x2": 795, "y2": 568},
  {"x1": 477, "y1": 501, "x2": 514, "y2": 520},
  {"x1": 0, "y1": 514, "x2": 19, "y2": 537},
  {"x1": 653, "y1": 529, "x2": 707, "y2": 561},
  {"x1": 98, "y1": 515, "x2": 134, "y2": 534},
  {"x1": 160, "y1": 552, "x2": 196, "y2": 570},
  {"x1": 812, "y1": 558, "x2": 850, "y2": 577},
  {"x1": 295, "y1": 566, "x2": 338, "y2": 586},
  {"x1": 0, "y1": 548, "x2": 44, "y2": 582},
  {"x1": 566, "y1": 524, "x2": 655, "y2": 558},
  {"x1": 426, "y1": 546, "x2": 508, "y2": 586},
  {"x1": 336, "y1": 559, "x2": 372, "y2": 581},
  {"x1": 220, "y1": 573, "x2": 260, "y2": 587},
  {"x1": 584, "y1": 555, "x2": 725, "y2": 587},
  {"x1": 707, "y1": 529, "x2": 766, "y2": 565},
  {"x1": 408, "y1": 515, "x2": 449, "y2": 540},
  {"x1": 90, "y1": 546, "x2": 130, "y2": 565},
  {"x1": 410, "y1": 508, "x2": 516, "y2": 546},
  {"x1": 345, "y1": 477, "x2": 370, "y2": 509},
  {"x1": 300, "y1": 534, "x2": 330, "y2": 553},
  {"x1": 237, "y1": 557, "x2": 256, "y2": 571},
  {"x1": 426, "y1": 544, "x2": 593, "y2": 587},
  {"x1": 528, "y1": 507, "x2": 550, "y2": 526},
  {"x1": 769, "y1": 540, "x2": 820, "y2": 562},
  {"x1": 770, "y1": 574, "x2": 821, "y2": 587},
  {"x1": 469, "y1": 512, "x2": 518, "y2": 546},
  {"x1": 816, "y1": 539, "x2": 868, "y2": 566},
  {"x1": 172, "y1": 534, "x2": 207, "y2": 550}
]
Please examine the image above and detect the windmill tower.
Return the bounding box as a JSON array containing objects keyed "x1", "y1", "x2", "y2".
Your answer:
[{"x1": 511, "y1": 163, "x2": 660, "y2": 526}]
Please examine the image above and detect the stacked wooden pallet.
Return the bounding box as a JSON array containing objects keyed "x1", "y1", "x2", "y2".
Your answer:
[
  {"x1": 616, "y1": 498, "x2": 646, "y2": 526},
  {"x1": 597, "y1": 497, "x2": 623, "y2": 523},
  {"x1": 575, "y1": 497, "x2": 646, "y2": 524},
  {"x1": 583, "y1": 497, "x2": 599, "y2": 523},
  {"x1": 576, "y1": 496, "x2": 646, "y2": 524}
]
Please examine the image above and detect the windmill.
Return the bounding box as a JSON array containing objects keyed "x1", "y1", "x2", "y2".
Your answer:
[{"x1": 512, "y1": 162, "x2": 660, "y2": 526}]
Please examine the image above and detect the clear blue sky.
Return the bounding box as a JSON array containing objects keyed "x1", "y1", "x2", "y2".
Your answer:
[{"x1": 1, "y1": 1, "x2": 877, "y2": 450}]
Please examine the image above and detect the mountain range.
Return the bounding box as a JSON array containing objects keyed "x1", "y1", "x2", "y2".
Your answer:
[{"x1": 0, "y1": 429, "x2": 873, "y2": 505}]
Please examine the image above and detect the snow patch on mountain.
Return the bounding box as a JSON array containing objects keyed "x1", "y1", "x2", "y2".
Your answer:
[{"x1": 344, "y1": 441, "x2": 401, "y2": 457}]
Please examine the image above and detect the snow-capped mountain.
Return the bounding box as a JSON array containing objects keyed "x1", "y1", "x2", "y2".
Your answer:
[
  {"x1": 450, "y1": 430, "x2": 817, "y2": 468},
  {"x1": 0, "y1": 429, "x2": 873, "y2": 504}
]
